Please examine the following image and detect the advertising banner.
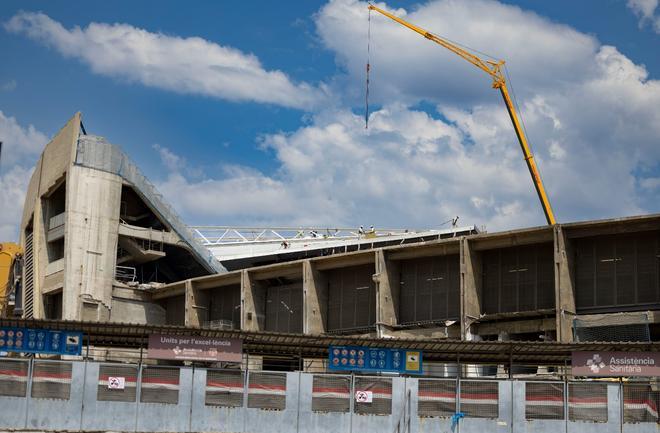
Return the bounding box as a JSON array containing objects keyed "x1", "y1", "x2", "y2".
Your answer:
[
  {"x1": 572, "y1": 351, "x2": 660, "y2": 377},
  {"x1": 148, "y1": 334, "x2": 242, "y2": 362}
]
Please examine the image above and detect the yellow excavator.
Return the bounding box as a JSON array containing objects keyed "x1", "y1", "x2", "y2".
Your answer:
[
  {"x1": 368, "y1": 4, "x2": 556, "y2": 225},
  {"x1": 0, "y1": 243, "x2": 21, "y2": 317}
]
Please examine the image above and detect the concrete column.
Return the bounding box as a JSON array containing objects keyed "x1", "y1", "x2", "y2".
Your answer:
[
  {"x1": 460, "y1": 238, "x2": 482, "y2": 340},
  {"x1": 375, "y1": 250, "x2": 400, "y2": 336},
  {"x1": 554, "y1": 225, "x2": 576, "y2": 342},
  {"x1": 241, "y1": 270, "x2": 264, "y2": 331},
  {"x1": 302, "y1": 260, "x2": 327, "y2": 335},
  {"x1": 184, "y1": 279, "x2": 209, "y2": 327}
]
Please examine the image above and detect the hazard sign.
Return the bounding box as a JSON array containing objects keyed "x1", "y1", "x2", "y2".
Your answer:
[
  {"x1": 108, "y1": 376, "x2": 125, "y2": 390},
  {"x1": 355, "y1": 390, "x2": 373, "y2": 403}
]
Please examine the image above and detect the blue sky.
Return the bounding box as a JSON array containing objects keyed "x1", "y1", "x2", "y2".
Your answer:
[{"x1": 0, "y1": 0, "x2": 659, "y2": 240}]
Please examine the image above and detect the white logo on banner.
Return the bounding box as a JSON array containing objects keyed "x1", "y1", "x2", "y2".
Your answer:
[
  {"x1": 355, "y1": 390, "x2": 373, "y2": 403},
  {"x1": 108, "y1": 376, "x2": 125, "y2": 390}
]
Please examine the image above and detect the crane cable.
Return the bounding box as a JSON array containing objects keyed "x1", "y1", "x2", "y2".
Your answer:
[{"x1": 365, "y1": 7, "x2": 372, "y2": 129}]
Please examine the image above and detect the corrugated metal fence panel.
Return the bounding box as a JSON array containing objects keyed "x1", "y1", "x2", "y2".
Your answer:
[
  {"x1": 623, "y1": 383, "x2": 659, "y2": 424},
  {"x1": 327, "y1": 264, "x2": 376, "y2": 331},
  {"x1": 247, "y1": 372, "x2": 286, "y2": 410},
  {"x1": 568, "y1": 382, "x2": 608, "y2": 423},
  {"x1": 205, "y1": 370, "x2": 244, "y2": 407},
  {"x1": 525, "y1": 382, "x2": 564, "y2": 420},
  {"x1": 311, "y1": 374, "x2": 350, "y2": 413},
  {"x1": 354, "y1": 376, "x2": 392, "y2": 416},
  {"x1": 481, "y1": 244, "x2": 555, "y2": 315},
  {"x1": 459, "y1": 380, "x2": 498, "y2": 419},
  {"x1": 265, "y1": 283, "x2": 303, "y2": 333},
  {"x1": 575, "y1": 232, "x2": 660, "y2": 313},
  {"x1": 399, "y1": 256, "x2": 460, "y2": 324},
  {"x1": 0, "y1": 358, "x2": 28, "y2": 397},
  {"x1": 140, "y1": 367, "x2": 180, "y2": 404},
  {"x1": 31, "y1": 361, "x2": 71, "y2": 400},
  {"x1": 97, "y1": 364, "x2": 138, "y2": 402},
  {"x1": 417, "y1": 379, "x2": 456, "y2": 417}
]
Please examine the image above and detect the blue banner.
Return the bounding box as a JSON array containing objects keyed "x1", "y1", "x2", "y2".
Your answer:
[
  {"x1": 0, "y1": 327, "x2": 83, "y2": 356},
  {"x1": 328, "y1": 345, "x2": 423, "y2": 374}
]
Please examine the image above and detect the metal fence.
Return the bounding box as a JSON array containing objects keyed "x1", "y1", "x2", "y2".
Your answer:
[{"x1": 0, "y1": 357, "x2": 658, "y2": 432}]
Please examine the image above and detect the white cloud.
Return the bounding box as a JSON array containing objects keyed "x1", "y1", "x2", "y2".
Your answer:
[
  {"x1": 5, "y1": 12, "x2": 328, "y2": 109},
  {"x1": 155, "y1": 0, "x2": 660, "y2": 232},
  {"x1": 0, "y1": 112, "x2": 46, "y2": 241},
  {"x1": 627, "y1": 0, "x2": 660, "y2": 33},
  {"x1": 0, "y1": 111, "x2": 47, "y2": 167}
]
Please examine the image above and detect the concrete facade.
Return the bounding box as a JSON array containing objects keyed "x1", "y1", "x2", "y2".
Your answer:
[
  {"x1": 17, "y1": 113, "x2": 223, "y2": 324},
  {"x1": 155, "y1": 214, "x2": 660, "y2": 347}
]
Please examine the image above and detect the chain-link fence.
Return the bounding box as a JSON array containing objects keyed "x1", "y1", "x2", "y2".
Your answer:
[
  {"x1": 140, "y1": 366, "x2": 180, "y2": 404},
  {"x1": 417, "y1": 378, "x2": 456, "y2": 417},
  {"x1": 205, "y1": 369, "x2": 245, "y2": 407},
  {"x1": 459, "y1": 380, "x2": 499, "y2": 418},
  {"x1": 354, "y1": 376, "x2": 392, "y2": 416},
  {"x1": 247, "y1": 371, "x2": 287, "y2": 410},
  {"x1": 568, "y1": 382, "x2": 608, "y2": 423},
  {"x1": 311, "y1": 374, "x2": 351, "y2": 413},
  {"x1": 525, "y1": 381, "x2": 564, "y2": 420},
  {"x1": 31, "y1": 360, "x2": 72, "y2": 400},
  {"x1": 0, "y1": 358, "x2": 28, "y2": 397},
  {"x1": 97, "y1": 364, "x2": 138, "y2": 402},
  {"x1": 623, "y1": 382, "x2": 659, "y2": 424}
]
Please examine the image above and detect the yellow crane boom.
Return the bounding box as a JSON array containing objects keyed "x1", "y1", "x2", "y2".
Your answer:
[{"x1": 368, "y1": 4, "x2": 556, "y2": 225}]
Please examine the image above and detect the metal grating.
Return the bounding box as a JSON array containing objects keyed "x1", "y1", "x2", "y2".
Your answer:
[
  {"x1": 574, "y1": 323, "x2": 650, "y2": 342},
  {"x1": 0, "y1": 359, "x2": 28, "y2": 397},
  {"x1": 568, "y1": 382, "x2": 608, "y2": 423},
  {"x1": 417, "y1": 379, "x2": 456, "y2": 417},
  {"x1": 525, "y1": 382, "x2": 564, "y2": 420},
  {"x1": 264, "y1": 283, "x2": 303, "y2": 334},
  {"x1": 247, "y1": 372, "x2": 286, "y2": 410},
  {"x1": 140, "y1": 367, "x2": 179, "y2": 404},
  {"x1": 97, "y1": 364, "x2": 138, "y2": 402},
  {"x1": 208, "y1": 285, "x2": 241, "y2": 330},
  {"x1": 205, "y1": 370, "x2": 244, "y2": 407},
  {"x1": 354, "y1": 376, "x2": 392, "y2": 416},
  {"x1": 31, "y1": 361, "x2": 71, "y2": 400},
  {"x1": 623, "y1": 383, "x2": 659, "y2": 424},
  {"x1": 459, "y1": 380, "x2": 498, "y2": 418},
  {"x1": 481, "y1": 244, "x2": 554, "y2": 315},
  {"x1": 23, "y1": 231, "x2": 34, "y2": 319},
  {"x1": 311, "y1": 375, "x2": 350, "y2": 413},
  {"x1": 575, "y1": 232, "x2": 660, "y2": 313},
  {"x1": 400, "y1": 255, "x2": 460, "y2": 324},
  {"x1": 327, "y1": 264, "x2": 376, "y2": 332}
]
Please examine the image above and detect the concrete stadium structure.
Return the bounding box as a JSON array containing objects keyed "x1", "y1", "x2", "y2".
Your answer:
[
  {"x1": 17, "y1": 113, "x2": 223, "y2": 324},
  {"x1": 14, "y1": 112, "x2": 660, "y2": 357},
  {"x1": 154, "y1": 213, "x2": 660, "y2": 350}
]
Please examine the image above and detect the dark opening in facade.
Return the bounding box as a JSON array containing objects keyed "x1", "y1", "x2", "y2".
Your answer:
[
  {"x1": 481, "y1": 244, "x2": 554, "y2": 314},
  {"x1": 326, "y1": 264, "x2": 376, "y2": 333},
  {"x1": 399, "y1": 255, "x2": 460, "y2": 324}
]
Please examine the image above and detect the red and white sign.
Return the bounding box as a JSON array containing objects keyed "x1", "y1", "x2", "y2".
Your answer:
[
  {"x1": 108, "y1": 376, "x2": 125, "y2": 390},
  {"x1": 355, "y1": 390, "x2": 373, "y2": 403}
]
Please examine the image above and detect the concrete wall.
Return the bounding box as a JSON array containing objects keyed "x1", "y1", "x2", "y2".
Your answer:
[{"x1": 0, "y1": 358, "x2": 656, "y2": 433}]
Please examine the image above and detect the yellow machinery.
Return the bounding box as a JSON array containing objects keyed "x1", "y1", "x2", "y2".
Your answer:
[
  {"x1": 0, "y1": 243, "x2": 21, "y2": 317},
  {"x1": 368, "y1": 5, "x2": 557, "y2": 225}
]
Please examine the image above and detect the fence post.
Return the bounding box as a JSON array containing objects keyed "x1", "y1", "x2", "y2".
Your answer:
[
  {"x1": 134, "y1": 362, "x2": 143, "y2": 432},
  {"x1": 23, "y1": 357, "x2": 33, "y2": 429}
]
